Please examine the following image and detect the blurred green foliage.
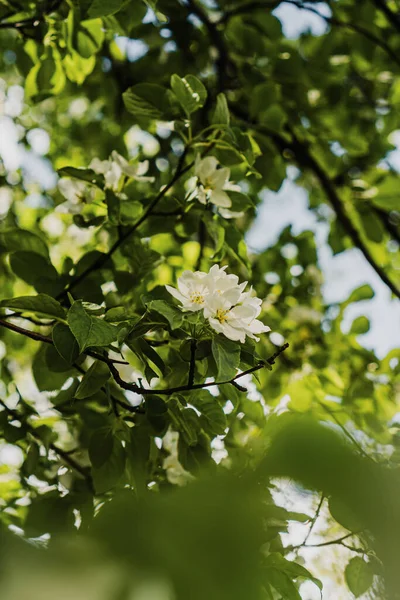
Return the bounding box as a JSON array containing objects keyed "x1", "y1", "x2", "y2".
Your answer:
[{"x1": 0, "y1": 0, "x2": 399, "y2": 598}]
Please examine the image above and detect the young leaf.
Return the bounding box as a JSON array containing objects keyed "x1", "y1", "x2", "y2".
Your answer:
[
  {"x1": 345, "y1": 557, "x2": 374, "y2": 598},
  {"x1": 170, "y1": 74, "x2": 207, "y2": 115},
  {"x1": 212, "y1": 92, "x2": 230, "y2": 126},
  {"x1": 212, "y1": 335, "x2": 241, "y2": 381},
  {"x1": 75, "y1": 361, "x2": 110, "y2": 399},
  {"x1": 0, "y1": 295, "x2": 66, "y2": 321},
  {"x1": 68, "y1": 300, "x2": 119, "y2": 352}
]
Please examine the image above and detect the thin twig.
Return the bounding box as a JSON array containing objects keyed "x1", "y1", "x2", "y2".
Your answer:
[{"x1": 302, "y1": 494, "x2": 325, "y2": 547}]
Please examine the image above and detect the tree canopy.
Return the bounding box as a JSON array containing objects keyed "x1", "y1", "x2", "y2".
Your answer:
[{"x1": 0, "y1": 1, "x2": 399, "y2": 598}]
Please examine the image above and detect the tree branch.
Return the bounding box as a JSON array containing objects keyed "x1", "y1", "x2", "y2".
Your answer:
[
  {"x1": 108, "y1": 342, "x2": 289, "y2": 396},
  {"x1": 279, "y1": 128, "x2": 400, "y2": 299}
]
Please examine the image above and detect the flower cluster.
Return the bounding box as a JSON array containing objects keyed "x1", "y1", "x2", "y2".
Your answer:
[
  {"x1": 166, "y1": 265, "x2": 270, "y2": 343},
  {"x1": 89, "y1": 151, "x2": 153, "y2": 192},
  {"x1": 57, "y1": 152, "x2": 152, "y2": 213},
  {"x1": 188, "y1": 156, "x2": 244, "y2": 219}
]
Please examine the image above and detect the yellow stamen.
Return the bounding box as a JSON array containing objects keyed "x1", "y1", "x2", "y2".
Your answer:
[
  {"x1": 190, "y1": 292, "x2": 204, "y2": 305},
  {"x1": 216, "y1": 308, "x2": 228, "y2": 323}
]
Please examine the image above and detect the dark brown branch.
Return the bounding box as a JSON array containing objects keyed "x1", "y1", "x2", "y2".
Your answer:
[
  {"x1": 0, "y1": 318, "x2": 129, "y2": 366},
  {"x1": 108, "y1": 343, "x2": 289, "y2": 396}
]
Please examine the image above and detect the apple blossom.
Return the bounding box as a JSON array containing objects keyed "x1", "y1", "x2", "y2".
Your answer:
[{"x1": 188, "y1": 155, "x2": 244, "y2": 219}]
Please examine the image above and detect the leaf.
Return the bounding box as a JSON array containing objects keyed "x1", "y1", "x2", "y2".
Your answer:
[
  {"x1": 147, "y1": 299, "x2": 183, "y2": 330},
  {"x1": 345, "y1": 284, "x2": 375, "y2": 305},
  {"x1": 265, "y1": 553, "x2": 322, "y2": 592},
  {"x1": 212, "y1": 335, "x2": 241, "y2": 380},
  {"x1": 52, "y1": 323, "x2": 80, "y2": 365},
  {"x1": 350, "y1": 316, "x2": 370, "y2": 335},
  {"x1": 123, "y1": 83, "x2": 170, "y2": 122},
  {"x1": 170, "y1": 74, "x2": 207, "y2": 115},
  {"x1": 76, "y1": 19, "x2": 105, "y2": 59},
  {"x1": 9, "y1": 252, "x2": 59, "y2": 293},
  {"x1": 0, "y1": 295, "x2": 66, "y2": 321},
  {"x1": 58, "y1": 166, "x2": 101, "y2": 184},
  {"x1": 190, "y1": 390, "x2": 227, "y2": 436},
  {"x1": 75, "y1": 361, "x2": 110, "y2": 399},
  {"x1": 88, "y1": 0, "x2": 127, "y2": 18},
  {"x1": 92, "y1": 438, "x2": 126, "y2": 493},
  {"x1": 212, "y1": 92, "x2": 230, "y2": 126},
  {"x1": 32, "y1": 345, "x2": 75, "y2": 392},
  {"x1": 0, "y1": 229, "x2": 49, "y2": 258},
  {"x1": 106, "y1": 190, "x2": 143, "y2": 225},
  {"x1": 89, "y1": 427, "x2": 114, "y2": 468},
  {"x1": 345, "y1": 557, "x2": 374, "y2": 597},
  {"x1": 68, "y1": 300, "x2": 119, "y2": 352},
  {"x1": 178, "y1": 432, "x2": 212, "y2": 474}
]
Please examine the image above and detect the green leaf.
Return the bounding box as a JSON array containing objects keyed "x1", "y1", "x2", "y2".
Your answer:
[
  {"x1": 76, "y1": 19, "x2": 105, "y2": 59},
  {"x1": 0, "y1": 295, "x2": 66, "y2": 321},
  {"x1": 178, "y1": 432, "x2": 212, "y2": 473},
  {"x1": 227, "y1": 190, "x2": 254, "y2": 213},
  {"x1": 89, "y1": 427, "x2": 114, "y2": 468},
  {"x1": 190, "y1": 390, "x2": 227, "y2": 436},
  {"x1": 106, "y1": 190, "x2": 143, "y2": 225},
  {"x1": 265, "y1": 553, "x2": 322, "y2": 592},
  {"x1": 147, "y1": 299, "x2": 184, "y2": 330},
  {"x1": 212, "y1": 335, "x2": 241, "y2": 380},
  {"x1": 345, "y1": 557, "x2": 374, "y2": 597},
  {"x1": 212, "y1": 92, "x2": 230, "y2": 126},
  {"x1": 0, "y1": 229, "x2": 49, "y2": 258},
  {"x1": 9, "y1": 252, "x2": 59, "y2": 293},
  {"x1": 92, "y1": 438, "x2": 126, "y2": 493},
  {"x1": 32, "y1": 345, "x2": 75, "y2": 392},
  {"x1": 58, "y1": 166, "x2": 101, "y2": 184},
  {"x1": 52, "y1": 323, "x2": 80, "y2": 365},
  {"x1": 88, "y1": 0, "x2": 127, "y2": 18},
  {"x1": 68, "y1": 300, "x2": 119, "y2": 352},
  {"x1": 345, "y1": 284, "x2": 375, "y2": 305},
  {"x1": 75, "y1": 361, "x2": 110, "y2": 399},
  {"x1": 170, "y1": 74, "x2": 207, "y2": 115},
  {"x1": 350, "y1": 316, "x2": 370, "y2": 335},
  {"x1": 123, "y1": 83, "x2": 170, "y2": 122}
]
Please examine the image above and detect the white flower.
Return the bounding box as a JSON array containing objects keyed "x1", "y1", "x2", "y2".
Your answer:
[
  {"x1": 188, "y1": 156, "x2": 244, "y2": 220},
  {"x1": 89, "y1": 151, "x2": 153, "y2": 192},
  {"x1": 166, "y1": 264, "x2": 271, "y2": 343},
  {"x1": 166, "y1": 269, "x2": 211, "y2": 312},
  {"x1": 56, "y1": 178, "x2": 94, "y2": 214},
  {"x1": 204, "y1": 288, "x2": 270, "y2": 343}
]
